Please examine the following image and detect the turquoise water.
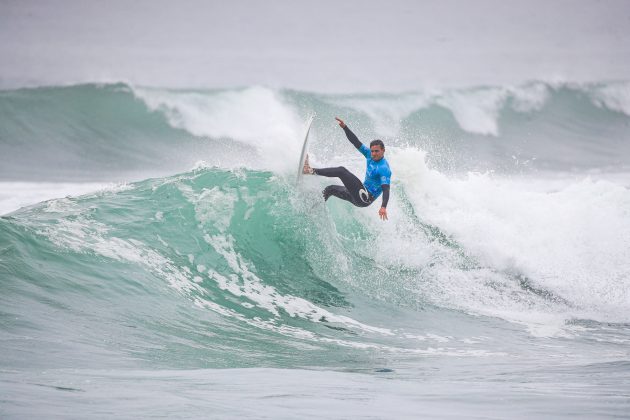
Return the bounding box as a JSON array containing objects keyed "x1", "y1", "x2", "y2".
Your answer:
[{"x1": 1, "y1": 82, "x2": 630, "y2": 418}]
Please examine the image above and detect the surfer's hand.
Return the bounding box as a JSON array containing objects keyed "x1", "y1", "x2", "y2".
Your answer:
[
  {"x1": 379, "y1": 207, "x2": 388, "y2": 221},
  {"x1": 335, "y1": 117, "x2": 346, "y2": 128}
]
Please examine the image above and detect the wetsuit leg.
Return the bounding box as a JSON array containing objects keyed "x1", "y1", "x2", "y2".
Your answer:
[
  {"x1": 323, "y1": 185, "x2": 353, "y2": 202},
  {"x1": 313, "y1": 166, "x2": 374, "y2": 207}
]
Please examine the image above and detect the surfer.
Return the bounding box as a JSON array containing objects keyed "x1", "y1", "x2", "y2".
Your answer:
[{"x1": 303, "y1": 117, "x2": 391, "y2": 220}]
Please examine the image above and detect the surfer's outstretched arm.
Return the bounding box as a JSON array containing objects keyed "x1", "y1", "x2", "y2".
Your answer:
[{"x1": 335, "y1": 117, "x2": 363, "y2": 150}]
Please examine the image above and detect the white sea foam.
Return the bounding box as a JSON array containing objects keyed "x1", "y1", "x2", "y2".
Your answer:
[
  {"x1": 177, "y1": 183, "x2": 236, "y2": 231},
  {"x1": 435, "y1": 84, "x2": 550, "y2": 136},
  {"x1": 328, "y1": 93, "x2": 433, "y2": 137},
  {"x1": 436, "y1": 88, "x2": 508, "y2": 136},
  {"x1": 0, "y1": 182, "x2": 121, "y2": 216},
  {"x1": 508, "y1": 82, "x2": 551, "y2": 112},
  {"x1": 373, "y1": 147, "x2": 630, "y2": 334},
  {"x1": 589, "y1": 81, "x2": 630, "y2": 116},
  {"x1": 133, "y1": 86, "x2": 305, "y2": 173},
  {"x1": 328, "y1": 83, "x2": 552, "y2": 138}
]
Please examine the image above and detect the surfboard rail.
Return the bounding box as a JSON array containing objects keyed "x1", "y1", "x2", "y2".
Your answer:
[{"x1": 296, "y1": 115, "x2": 315, "y2": 184}]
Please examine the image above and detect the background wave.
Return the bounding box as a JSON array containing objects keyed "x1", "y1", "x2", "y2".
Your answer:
[{"x1": 1, "y1": 81, "x2": 629, "y2": 182}]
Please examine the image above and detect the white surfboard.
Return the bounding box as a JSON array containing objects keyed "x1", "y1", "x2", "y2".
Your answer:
[{"x1": 296, "y1": 116, "x2": 314, "y2": 184}]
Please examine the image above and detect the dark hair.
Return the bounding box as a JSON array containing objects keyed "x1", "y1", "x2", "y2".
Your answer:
[{"x1": 370, "y1": 139, "x2": 385, "y2": 149}]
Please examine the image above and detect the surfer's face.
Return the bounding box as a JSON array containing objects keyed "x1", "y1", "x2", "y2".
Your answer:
[{"x1": 370, "y1": 145, "x2": 385, "y2": 161}]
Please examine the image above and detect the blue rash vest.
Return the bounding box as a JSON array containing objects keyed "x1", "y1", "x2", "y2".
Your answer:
[{"x1": 358, "y1": 144, "x2": 392, "y2": 198}]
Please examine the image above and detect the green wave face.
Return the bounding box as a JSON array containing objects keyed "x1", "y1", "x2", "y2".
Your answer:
[
  {"x1": 3, "y1": 165, "x2": 630, "y2": 371},
  {"x1": 1, "y1": 168, "x2": 413, "y2": 369}
]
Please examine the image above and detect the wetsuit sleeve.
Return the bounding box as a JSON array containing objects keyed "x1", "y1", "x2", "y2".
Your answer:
[
  {"x1": 379, "y1": 166, "x2": 392, "y2": 207},
  {"x1": 343, "y1": 126, "x2": 371, "y2": 159},
  {"x1": 342, "y1": 126, "x2": 362, "y2": 149},
  {"x1": 343, "y1": 125, "x2": 369, "y2": 154},
  {"x1": 381, "y1": 184, "x2": 390, "y2": 208}
]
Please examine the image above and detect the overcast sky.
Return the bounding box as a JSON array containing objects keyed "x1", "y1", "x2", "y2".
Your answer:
[{"x1": 1, "y1": 0, "x2": 629, "y2": 91}]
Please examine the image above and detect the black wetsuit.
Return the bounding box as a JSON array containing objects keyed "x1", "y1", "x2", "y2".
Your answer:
[{"x1": 313, "y1": 126, "x2": 391, "y2": 208}]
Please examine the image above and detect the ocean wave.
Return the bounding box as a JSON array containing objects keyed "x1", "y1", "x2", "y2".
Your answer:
[
  {"x1": 1, "y1": 81, "x2": 629, "y2": 182},
  {"x1": 588, "y1": 80, "x2": 630, "y2": 116},
  {"x1": 2, "y1": 163, "x2": 629, "y2": 353}
]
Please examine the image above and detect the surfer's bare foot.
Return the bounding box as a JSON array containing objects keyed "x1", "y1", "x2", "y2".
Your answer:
[{"x1": 303, "y1": 155, "x2": 314, "y2": 174}]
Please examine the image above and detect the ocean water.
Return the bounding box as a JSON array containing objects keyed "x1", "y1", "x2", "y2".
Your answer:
[{"x1": 1, "y1": 81, "x2": 630, "y2": 418}]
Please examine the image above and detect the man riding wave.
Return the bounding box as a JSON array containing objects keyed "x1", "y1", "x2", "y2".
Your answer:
[{"x1": 303, "y1": 117, "x2": 391, "y2": 220}]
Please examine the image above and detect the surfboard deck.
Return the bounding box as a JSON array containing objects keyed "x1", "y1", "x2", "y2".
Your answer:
[{"x1": 296, "y1": 116, "x2": 314, "y2": 184}]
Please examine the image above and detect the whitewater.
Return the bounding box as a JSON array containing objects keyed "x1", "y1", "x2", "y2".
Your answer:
[{"x1": 1, "y1": 79, "x2": 629, "y2": 418}]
